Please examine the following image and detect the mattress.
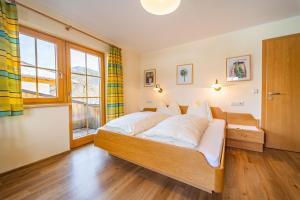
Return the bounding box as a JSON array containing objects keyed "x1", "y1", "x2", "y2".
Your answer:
[{"x1": 138, "y1": 119, "x2": 225, "y2": 167}]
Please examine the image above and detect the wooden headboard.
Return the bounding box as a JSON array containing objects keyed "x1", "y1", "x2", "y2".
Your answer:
[{"x1": 143, "y1": 106, "x2": 226, "y2": 120}]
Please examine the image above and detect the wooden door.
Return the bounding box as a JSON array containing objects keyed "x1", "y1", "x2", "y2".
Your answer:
[{"x1": 262, "y1": 33, "x2": 300, "y2": 152}]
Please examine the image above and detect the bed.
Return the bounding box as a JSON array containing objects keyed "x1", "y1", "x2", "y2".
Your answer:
[{"x1": 94, "y1": 106, "x2": 226, "y2": 193}]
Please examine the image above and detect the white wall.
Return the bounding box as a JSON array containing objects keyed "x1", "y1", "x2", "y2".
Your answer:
[
  {"x1": 0, "y1": 5, "x2": 140, "y2": 173},
  {"x1": 123, "y1": 50, "x2": 141, "y2": 113},
  {"x1": 140, "y1": 16, "x2": 300, "y2": 119},
  {"x1": 0, "y1": 107, "x2": 69, "y2": 173}
]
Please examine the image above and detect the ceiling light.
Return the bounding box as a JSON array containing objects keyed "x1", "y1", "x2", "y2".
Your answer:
[{"x1": 140, "y1": 0, "x2": 181, "y2": 15}]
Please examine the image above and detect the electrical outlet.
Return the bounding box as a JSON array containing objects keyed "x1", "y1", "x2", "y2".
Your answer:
[
  {"x1": 231, "y1": 102, "x2": 245, "y2": 106},
  {"x1": 146, "y1": 100, "x2": 153, "y2": 104}
]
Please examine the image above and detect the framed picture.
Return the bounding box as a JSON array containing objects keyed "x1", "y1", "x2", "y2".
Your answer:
[
  {"x1": 176, "y1": 64, "x2": 193, "y2": 85},
  {"x1": 226, "y1": 55, "x2": 251, "y2": 81},
  {"x1": 144, "y1": 69, "x2": 156, "y2": 87}
]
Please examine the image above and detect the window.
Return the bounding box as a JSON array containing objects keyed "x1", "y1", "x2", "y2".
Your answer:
[
  {"x1": 19, "y1": 26, "x2": 65, "y2": 104},
  {"x1": 18, "y1": 26, "x2": 106, "y2": 147}
]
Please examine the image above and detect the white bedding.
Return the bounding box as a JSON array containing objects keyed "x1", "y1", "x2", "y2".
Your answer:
[
  {"x1": 138, "y1": 119, "x2": 225, "y2": 167},
  {"x1": 196, "y1": 119, "x2": 225, "y2": 167},
  {"x1": 227, "y1": 124, "x2": 259, "y2": 131},
  {"x1": 139, "y1": 114, "x2": 209, "y2": 148},
  {"x1": 100, "y1": 112, "x2": 170, "y2": 135}
]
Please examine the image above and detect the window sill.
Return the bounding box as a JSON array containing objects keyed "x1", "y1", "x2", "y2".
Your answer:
[{"x1": 24, "y1": 103, "x2": 70, "y2": 109}]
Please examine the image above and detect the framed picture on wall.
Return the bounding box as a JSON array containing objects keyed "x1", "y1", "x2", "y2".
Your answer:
[
  {"x1": 176, "y1": 64, "x2": 193, "y2": 85},
  {"x1": 226, "y1": 55, "x2": 251, "y2": 81},
  {"x1": 144, "y1": 69, "x2": 156, "y2": 87}
]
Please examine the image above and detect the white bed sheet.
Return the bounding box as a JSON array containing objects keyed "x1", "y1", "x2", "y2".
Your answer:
[{"x1": 137, "y1": 119, "x2": 225, "y2": 167}]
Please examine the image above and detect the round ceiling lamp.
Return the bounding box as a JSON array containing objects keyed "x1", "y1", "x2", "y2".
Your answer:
[{"x1": 140, "y1": 0, "x2": 181, "y2": 15}]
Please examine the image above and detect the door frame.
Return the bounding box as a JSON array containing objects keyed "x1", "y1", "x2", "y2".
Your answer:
[
  {"x1": 261, "y1": 39, "x2": 268, "y2": 134},
  {"x1": 66, "y1": 42, "x2": 106, "y2": 148},
  {"x1": 261, "y1": 33, "x2": 300, "y2": 148}
]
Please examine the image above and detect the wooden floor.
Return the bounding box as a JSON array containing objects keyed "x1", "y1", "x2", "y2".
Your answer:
[{"x1": 0, "y1": 145, "x2": 299, "y2": 200}]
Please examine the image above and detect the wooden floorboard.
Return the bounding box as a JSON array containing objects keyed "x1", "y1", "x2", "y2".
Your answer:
[{"x1": 0, "y1": 145, "x2": 299, "y2": 200}]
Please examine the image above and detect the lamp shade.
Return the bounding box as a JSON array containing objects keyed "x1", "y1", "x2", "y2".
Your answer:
[
  {"x1": 153, "y1": 84, "x2": 163, "y2": 93},
  {"x1": 211, "y1": 79, "x2": 222, "y2": 91},
  {"x1": 140, "y1": 0, "x2": 181, "y2": 15}
]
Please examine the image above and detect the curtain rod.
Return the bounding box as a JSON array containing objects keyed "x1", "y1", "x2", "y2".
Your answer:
[{"x1": 16, "y1": 1, "x2": 119, "y2": 48}]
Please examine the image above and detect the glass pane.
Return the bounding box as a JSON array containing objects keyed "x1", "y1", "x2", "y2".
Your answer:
[
  {"x1": 87, "y1": 54, "x2": 100, "y2": 76},
  {"x1": 19, "y1": 34, "x2": 35, "y2": 66},
  {"x1": 21, "y1": 66, "x2": 37, "y2": 98},
  {"x1": 72, "y1": 74, "x2": 86, "y2": 97},
  {"x1": 87, "y1": 98, "x2": 101, "y2": 134},
  {"x1": 87, "y1": 77, "x2": 100, "y2": 97},
  {"x1": 37, "y1": 69, "x2": 57, "y2": 98},
  {"x1": 37, "y1": 39, "x2": 56, "y2": 69},
  {"x1": 71, "y1": 49, "x2": 86, "y2": 74},
  {"x1": 72, "y1": 98, "x2": 88, "y2": 139}
]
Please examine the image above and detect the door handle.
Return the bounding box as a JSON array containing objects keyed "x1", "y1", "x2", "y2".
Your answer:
[
  {"x1": 268, "y1": 92, "x2": 281, "y2": 96},
  {"x1": 268, "y1": 92, "x2": 281, "y2": 100}
]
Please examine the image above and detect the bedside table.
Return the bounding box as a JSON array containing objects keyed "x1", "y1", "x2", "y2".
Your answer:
[
  {"x1": 225, "y1": 112, "x2": 264, "y2": 152},
  {"x1": 226, "y1": 124, "x2": 264, "y2": 152}
]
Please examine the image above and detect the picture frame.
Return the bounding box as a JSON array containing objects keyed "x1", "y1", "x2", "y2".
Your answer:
[
  {"x1": 226, "y1": 55, "x2": 251, "y2": 81},
  {"x1": 176, "y1": 64, "x2": 193, "y2": 85},
  {"x1": 144, "y1": 69, "x2": 156, "y2": 87}
]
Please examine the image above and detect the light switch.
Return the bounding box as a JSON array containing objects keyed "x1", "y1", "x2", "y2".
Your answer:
[{"x1": 252, "y1": 89, "x2": 259, "y2": 94}]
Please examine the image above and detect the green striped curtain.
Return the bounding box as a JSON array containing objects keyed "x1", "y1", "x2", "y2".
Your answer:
[
  {"x1": 0, "y1": 0, "x2": 23, "y2": 117},
  {"x1": 106, "y1": 46, "x2": 124, "y2": 121}
]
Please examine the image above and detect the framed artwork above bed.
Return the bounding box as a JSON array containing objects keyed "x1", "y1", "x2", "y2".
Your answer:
[
  {"x1": 226, "y1": 55, "x2": 251, "y2": 81},
  {"x1": 176, "y1": 64, "x2": 193, "y2": 85},
  {"x1": 144, "y1": 69, "x2": 156, "y2": 87}
]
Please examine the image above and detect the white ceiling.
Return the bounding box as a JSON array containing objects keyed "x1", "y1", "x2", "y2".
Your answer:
[{"x1": 18, "y1": 0, "x2": 300, "y2": 52}]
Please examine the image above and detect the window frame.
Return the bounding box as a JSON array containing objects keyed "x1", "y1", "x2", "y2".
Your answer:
[{"x1": 19, "y1": 25, "x2": 67, "y2": 104}]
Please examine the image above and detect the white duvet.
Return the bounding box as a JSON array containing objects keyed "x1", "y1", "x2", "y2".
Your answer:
[
  {"x1": 100, "y1": 112, "x2": 170, "y2": 135},
  {"x1": 140, "y1": 114, "x2": 209, "y2": 148},
  {"x1": 139, "y1": 118, "x2": 225, "y2": 167}
]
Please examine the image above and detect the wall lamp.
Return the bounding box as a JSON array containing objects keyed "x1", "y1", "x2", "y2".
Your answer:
[
  {"x1": 211, "y1": 79, "x2": 222, "y2": 91},
  {"x1": 153, "y1": 84, "x2": 163, "y2": 93}
]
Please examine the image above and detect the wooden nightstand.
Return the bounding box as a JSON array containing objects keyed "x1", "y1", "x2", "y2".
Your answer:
[{"x1": 226, "y1": 112, "x2": 265, "y2": 152}]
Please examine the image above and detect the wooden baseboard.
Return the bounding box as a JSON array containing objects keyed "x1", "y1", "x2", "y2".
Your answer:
[
  {"x1": 0, "y1": 150, "x2": 71, "y2": 176},
  {"x1": 226, "y1": 139, "x2": 263, "y2": 152}
]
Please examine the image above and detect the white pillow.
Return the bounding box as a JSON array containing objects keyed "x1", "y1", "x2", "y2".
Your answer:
[
  {"x1": 187, "y1": 101, "x2": 213, "y2": 121},
  {"x1": 157, "y1": 103, "x2": 181, "y2": 116}
]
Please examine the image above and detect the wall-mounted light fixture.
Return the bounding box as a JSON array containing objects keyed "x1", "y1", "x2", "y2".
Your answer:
[
  {"x1": 211, "y1": 79, "x2": 222, "y2": 91},
  {"x1": 153, "y1": 84, "x2": 163, "y2": 93}
]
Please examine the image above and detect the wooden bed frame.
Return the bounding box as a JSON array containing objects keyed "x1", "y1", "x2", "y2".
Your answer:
[{"x1": 94, "y1": 106, "x2": 226, "y2": 193}]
